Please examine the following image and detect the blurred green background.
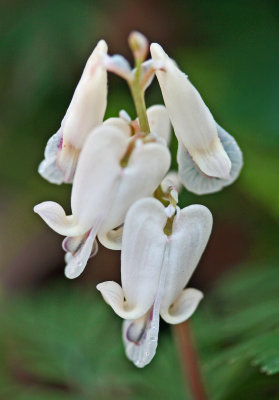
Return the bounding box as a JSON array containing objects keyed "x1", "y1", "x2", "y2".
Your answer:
[{"x1": 0, "y1": 0, "x2": 279, "y2": 398}]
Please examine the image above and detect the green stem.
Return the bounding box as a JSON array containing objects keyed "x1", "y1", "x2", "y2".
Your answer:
[{"x1": 129, "y1": 61, "x2": 150, "y2": 134}]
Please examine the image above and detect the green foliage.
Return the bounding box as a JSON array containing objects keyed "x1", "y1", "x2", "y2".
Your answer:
[
  {"x1": 0, "y1": 285, "x2": 186, "y2": 400},
  {"x1": 194, "y1": 262, "x2": 279, "y2": 399},
  {"x1": 0, "y1": 261, "x2": 278, "y2": 399}
]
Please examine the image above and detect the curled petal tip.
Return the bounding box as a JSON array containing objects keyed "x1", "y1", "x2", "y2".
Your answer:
[
  {"x1": 33, "y1": 201, "x2": 82, "y2": 237},
  {"x1": 161, "y1": 288, "x2": 204, "y2": 325}
]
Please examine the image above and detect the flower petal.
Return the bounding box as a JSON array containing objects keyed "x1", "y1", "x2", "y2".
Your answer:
[
  {"x1": 39, "y1": 40, "x2": 108, "y2": 184},
  {"x1": 123, "y1": 309, "x2": 159, "y2": 368},
  {"x1": 33, "y1": 201, "x2": 82, "y2": 236},
  {"x1": 147, "y1": 105, "x2": 171, "y2": 144},
  {"x1": 38, "y1": 129, "x2": 64, "y2": 184},
  {"x1": 160, "y1": 205, "x2": 212, "y2": 321},
  {"x1": 122, "y1": 238, "x2": 170, "y2": 367},
  {"x1": 62, "y1": 233, "x2": 98, "y2": 257},
  {"x1": 177, "y1": 124, "x2": 243, "y2": 194},
  {"x1": 97, "y1": 225, "x2": 123, "y2": 250},
  {"x1": 98, "y1": 141, "x2": 171, "y2": 245},
  {"x1": 161, "y1": 171, "x2": 182, "y2": 193},
  {"x1": 62, "y1": 40, "x2": 108, "y2": 149},
  {"x1": 161, "y1": 288, "x2": 203, "y2": 324},
  {"x1": 150, "y1": 43, "x2": 231, "y2": 179},
  {"x1": 103, "y1": 54, "x2": 132, "y2": 80},
  {"x1": 97, "y1": 198, "x2": 167, "y2": 319},
  {"x1": 71, "y1": 125, "x2": 128, "y2": 232},
  {"x1": 64, "y1": 220, "x2": 102, "y2": 279},
  {"x1": 96, "y1": 281, "x2": 129, "y2": 318},
  {"x1": 103, "y1": 117, "x2": 131, "y2": 137}
]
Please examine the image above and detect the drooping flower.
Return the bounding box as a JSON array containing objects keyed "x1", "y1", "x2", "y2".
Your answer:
[
  {"x1": 39, "y1": 40, "x2": 108, "y2": 184},
  {"x1": 97, "y1": 197, "x2": 212, "y2": 367},
  {"x1": 34, "y1": 124, "x2": 171, "y2": 279},
  {"x1": 150, "y1": 43, "x2": 243, "y2": 194}
]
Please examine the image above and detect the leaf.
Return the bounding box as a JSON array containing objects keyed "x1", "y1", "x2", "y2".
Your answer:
[
  {"x1": 192, "y1": 261, "x2": 279, "y2": 399},
  {"x1": 0, "y1": 284, "x2": 187, "y2": 399}
]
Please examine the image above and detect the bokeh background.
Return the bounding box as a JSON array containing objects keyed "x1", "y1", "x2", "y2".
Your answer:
[{"x1": 1, "y1": 0, "x2": 279, "y2": 399}]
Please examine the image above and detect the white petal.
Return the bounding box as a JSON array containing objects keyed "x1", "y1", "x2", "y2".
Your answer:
[
  {"x1": 96, "y1": 281, "x2": 131, "y2": 318},
  {"x1": 71, "y1": 125, "x2": 128, "y2": 232},
  {"x1": 38, "y1": 129, "x2": 64, "y2": 184},
  {"x1": 123, "y1": 309, "x2": 159, "y2": 368},
  {"x1": 147, "y1": 105, "x2": 171, "y2": 144},
  {"x1": 103, "y1": 117, "x2": 131, "y2": 137},
  {"x1": 122, "y1": 198, "x2": 168, "y2": 312},
  {"x1": 150, "y1": 43, "x2": 231, "y2": 179},
  {"x1": 33, "y1": 201, "x2": 82, "y2": 236},
  {"x1": 97, "y1": 198, "x2": 167, "y2": 319},
  {"x1": 103, "y1": 54, "x2": 132, "y2": 80},
  {"x1": 40, "y1": 40, "x2": 108, "y2": 184},
  {"x1": 64, "y1": 222, "x2": 101, "y2": 279},
  {"x1": 62, "y1": 232, "x2": 98, "y2": 257},
  {"x1": 177, "y1": 124, "x2": 243, "y2": 194},
  {"x1": 160, "y1": 205, "x2": 212, "y2": 320},
  {"x1": 62, "y1": 40, "x2": 108, "y2": 149},
  {"x1": 122, "y1": 238, "x2": 171, "y2": 368},
  {"x1": 55, "y1": 144, "x2": 80, "y2": 184},
  {"x1": 98, "y1": 141, "x2": 171, "y2": 240},
  {"x1": 140, "y1": 60, "x2": 156, "y2": 90},
  {"x1": 119, "y1": 109, "x2": 131, "y2": 123},
  {"x1": 97, "y1": 225, "x2": 123, "y2": 250},
  {"x1": 161, "y1": 288, "x2": 203, "y2": 324},
  {"x1": 161, "y1": 171, "x2": 182, "y2": 193}
]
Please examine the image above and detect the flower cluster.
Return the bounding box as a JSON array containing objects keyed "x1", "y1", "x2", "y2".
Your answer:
[{"x1": 34, "y1": 32, "x2": 243, "y2": 367}]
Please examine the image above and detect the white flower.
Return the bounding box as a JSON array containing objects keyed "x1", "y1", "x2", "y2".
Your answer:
[
  {"x1": 34, "y1": 124, "x2": 171, "y2": 279},
  {"x1": 97, "y1": 197, "x2": 212, "y2": 367},
  {"x1": 150, "y1": 43, "x2": 243, "y2": 194},
  {"x1": 39, "y1": 40, "x2": 108, "y2": 184}
]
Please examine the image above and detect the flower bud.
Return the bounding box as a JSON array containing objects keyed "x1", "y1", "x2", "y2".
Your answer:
[{"x1": 128, "y1": 31, "x2": 149, "y2": 62}]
